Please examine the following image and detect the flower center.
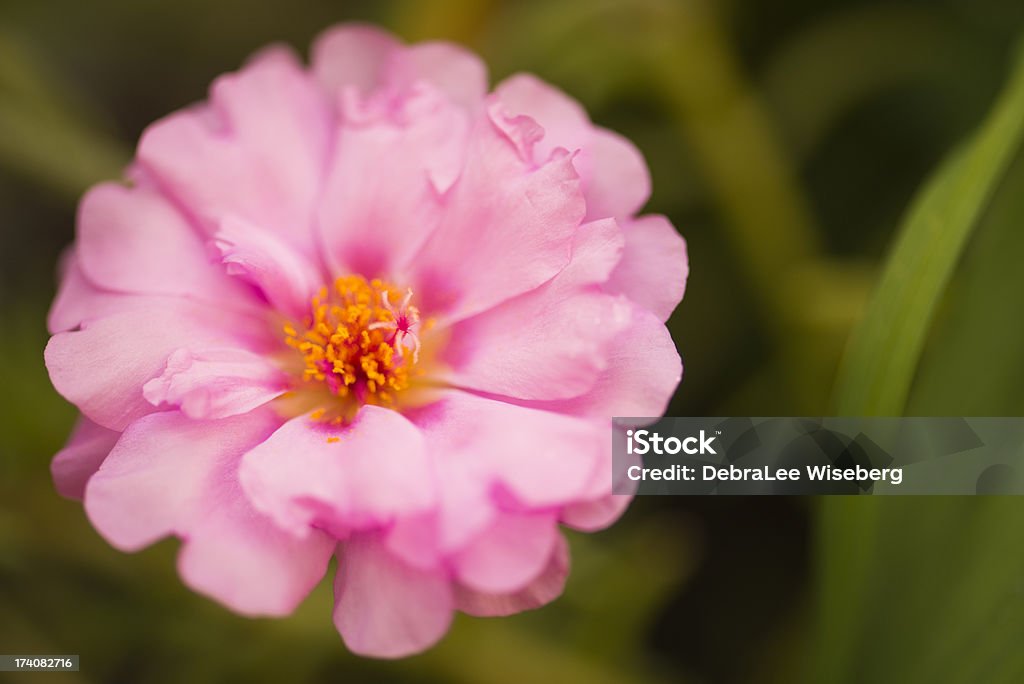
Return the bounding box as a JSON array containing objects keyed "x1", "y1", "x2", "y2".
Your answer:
[{"x1": 284, "y1": 276, "x2": 423, "y2": 415}]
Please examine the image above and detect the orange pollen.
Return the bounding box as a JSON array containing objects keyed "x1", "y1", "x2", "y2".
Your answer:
[{"x1": 284, "y1": 275, "x2": 422, "y2": 408}]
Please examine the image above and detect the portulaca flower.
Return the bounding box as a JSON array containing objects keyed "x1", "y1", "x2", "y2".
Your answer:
[{"x1": 45, "y1": 24, "x2": 687, "y2": 657}]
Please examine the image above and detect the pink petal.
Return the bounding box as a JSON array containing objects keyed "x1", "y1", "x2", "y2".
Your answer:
[
  {"x1": 561, "y1": 495, "x2": 633, "y2": 532},
  {"x1": 137, "y1": 46, "x2": 331, "y2": 254},
  {"x1": 494, "y1": 74, "x2": 589, "y2": 162},
  {"x1": 441, "y1": 218, "x2": 631, "y2": 400},
  {"x1": 48, "y1": 251, "x2": 146, "y2": 334},
  {"x1": 409, "y1": 104, "x2": 584, "y2": 321},
  {"x1": 77, "y1": 182, "x2": 249, "y2": 303},
  {"x1": 451, "y1": 511, "x2": 559, "y2": 594},
  {"x1": 45, "y1": 299, "x2": 273, "y2": 431},
  {"x1": 213, "y1": 215, "x2": 322, "y2": 318},
  {"x1": 386, "y1": 390, "x2": 607, "y2": 570},
  {"x1": 530, "y1": 305, "x2": 682, "y2": 420},
  {"x1": 143, "y1": 348, "x2": 288, "y2": 420},
  {"x1": 311, "y1": 24, "x2": 401, "y2": 95},
  {"x1": 51, "y1": 415, "x2": 120, "y2": 500},
  {"x1": 85, "y1": 410, "x2": 333, "y2": 616},
  {"x1": 316, "y1": 85, "x2": 465, "y2": 278},
  {"x1": 177, "y1": 490, "x2": 332, "y2": 618},
  {"x1": 606, "y1": 215, "x2": 688, "y2": 321},
  {"x1": 561, "y1": 427, "x2": 636, "y2": 531},
  {"x1": 410, "y1": 391, "x2": 605, "y2": 532},
  {"x1": 312, "y1": 24, "x2": 487, "y2": 113},
  {"x1": 399, "y1": 42, "x2": 489, "y2": 114},
  {"x1": 582, "y1": 128, "x2": 651, "y2": 221},
  {"x1": 84, "y1": 410, "x2": 270, "y2": 550},
  {"x1": 239, "y1": 406, "x2": 434, "y2": 538},
  {"x1": 495, "y1": 74, "x2": 651, "y2": 220},
  {"x1": 383, "y1": 513, "x2": 441, "y2": 571},
  {"x1": 410, "y1": 457, "x2": 495, "y2": 558},
  {"x1": 333, "y1": 534, "x2": 453, "y2": 658},
  {"x1": 456, "y1": 534, "x2": 569, "y2": 617}
]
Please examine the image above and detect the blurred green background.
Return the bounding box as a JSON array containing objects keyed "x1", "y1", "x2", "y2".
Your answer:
[{"x1": 3, "y1": 0, "x2": 1024, "y2": 682}]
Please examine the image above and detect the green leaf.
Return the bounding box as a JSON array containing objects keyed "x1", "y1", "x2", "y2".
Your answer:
[
  {"x1": 815, "y1": 39, "x2": 1024, "y2": 684},
  {"x1": 832, "y1": 39, "x2": 1024, "y2": 416},
  {"x1": 907, "y1": 149, "x2": 1024, "y2": 415},
  {"x1": 810, "y1": 498, "x2": 1024, "y2": 684}
]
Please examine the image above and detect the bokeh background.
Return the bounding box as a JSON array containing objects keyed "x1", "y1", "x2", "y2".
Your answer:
[{"x1": 3, "y1": 0, "x2": 1024, "y2": 682}]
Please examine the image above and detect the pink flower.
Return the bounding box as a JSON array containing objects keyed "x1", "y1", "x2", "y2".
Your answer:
[{"x1": 45, "y1": 24, "x2": 686, "y2": 657}]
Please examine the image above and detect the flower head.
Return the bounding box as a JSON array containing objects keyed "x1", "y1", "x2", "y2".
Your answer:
[{"x1": 45, "y1": 23, "x2": 687, "y2": 658}]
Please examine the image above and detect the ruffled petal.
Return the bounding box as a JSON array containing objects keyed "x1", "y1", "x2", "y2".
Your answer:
[
  {"x1": 85, "y1": 411, "x2": 268, "y2": 551},
  {"x1": 494, "y1": 73, "x2": 589, "y2": 160},
  {"x1": 410, "y1": 391, "x2": 605, "y2": 532},
  {"x1": 455, "y1": 534, "x2": 569, "y2": 617},
  {"x1": 51, "y1": 415, "x2": 120, "y2": 500},
  {"x1": 333, "y1": 534, "x2": 453, "y2": 658},
  {"x1": 441, "y1": 219, "x2": 630, "y2": 400},
  {"x1": 316, "y1": 85, "x2": 464, "y2": 278},
  {"x1": 451, "y1": 511, "x2": 559, "y2": 593},
  {"x1": 558, "y1": 426, "x2": 636, "y2": 532},
  {"x1": 312, "y1": 24, "x2": 487, "y2": 113},
  {"x1": 77, "y1": 182, "x2": 248, "y2": 304},
  {"x1": 389, "y1": 456, "x2": 495, "y2": 563},
  {"x1": 582, "y1": 128, "x2": 651, "y2": 221},
  {"x1": 48, "y1": 251, "x2": 149, "y2": 334},
  {"x1": 45, "y1": 299, "x2": 273, "y2": 431},
  {"x1": 606, "y1": 215, "x2": 688, "y2": 321},
  {"x1": 398, "y1": 41, "x2": 489, "y2": 114},
  {"x1": 494, "y1": 74, "x2": 651, "y2": 221},
  {"x1": 385, "y1": 390, "x2": 606, "y2": 571},
  {"x1": 528, "y1": 305, "x2": 682, "y2": 420},
  {"x1": 239, "y1": 406, "x2": 434, "y2": 538},
  {"x1": 311, "y1": 24, "x2": 400, "y2": 95},
  {"x1": 409, "y1": 103, "x2": 584, "y2": 321},
  {"x1": 560, "y1": 494, "x2": 632, "y2": 532},
  {"x1": 212, "y1": 215, "x2": 323, "y2": 318},
  {"x1": 143, "y1": 347, "x2": 288, "y2": 420},
  {"x1": 137, "y1": 47, "x2": 331, "y2": 254},
  {"x1": 84, "y1": 410, "x2": 334, "y2": 616}
]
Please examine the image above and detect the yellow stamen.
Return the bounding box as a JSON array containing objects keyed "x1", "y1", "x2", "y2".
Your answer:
[{"x1": 284, "y1": 275, "x2": 421, "y2": 417}]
